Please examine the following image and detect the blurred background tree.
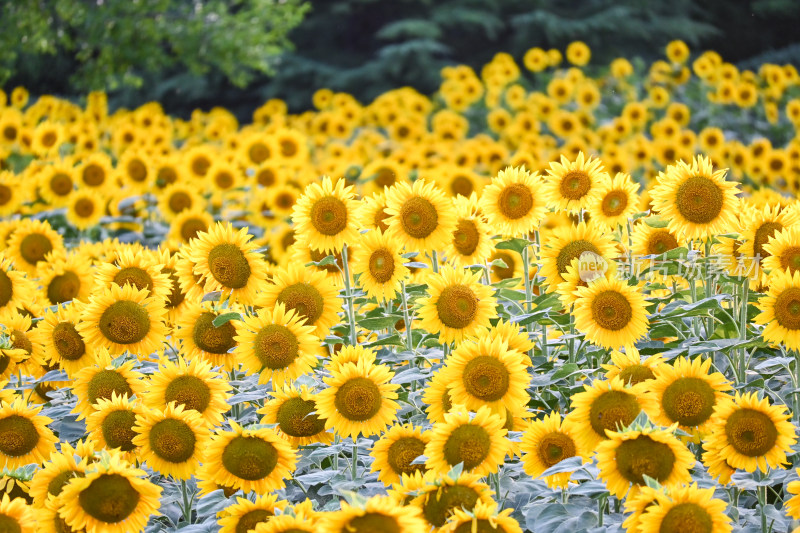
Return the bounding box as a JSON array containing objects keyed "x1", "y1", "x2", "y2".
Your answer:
[{"x1": 2, "y1": 0, "x2": 799, "y2": 118}]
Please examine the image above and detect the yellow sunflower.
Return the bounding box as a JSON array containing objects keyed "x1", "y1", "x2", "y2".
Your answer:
[
  {"x1": 144, "y1": 355, "x2": 231, "y2": 427},
  {"x1": 621, "y1": 485, "x2": 667, "y2": 533},
  {"x1": 257, "y1": 263, "x2": 340, "y2": 339},
  {"x1": 601, "y1": 348, "x2": 663, "y2": 385},
  {"x1": 520, "y1": 412, "x2": 586, "y2": 489},
  {"x1": 258, "y1": 384, "x2": 332, "y2": 447},
  {"x1": 384, "y1": 178, "x2": 457, "y2": 253},
  {"x1": 71, "y1": 351, "x2": 145, "y2": 420},
  {"x1": 785, "y1": 468, "x2": 800, "y2": 520},
  {"x1": 439, "y1": 501, "x2": 523, "y2": 533},
  {"x1": 5, "y1": 219, "x2": 65, "y2": 275},
  {"x1": 218, "y1": 494, "x2": 287, "y2": 533},
  {"x1": 200, "y1": 421, "x2": 297, "y2": 495},
  {"x1": 650, "y1": 155, "x2": 740, "y2": 240},
  {"x1": 66, "y1": 190, "x2": 104, "y2": 230},
  {"x1": 739, "y1": 204, "x2": 800, "y2": 288},
  {"x1": 480, "y1": 166, "x2": 547, "y2": 237},
  {"x1": 638, "y1": 484, "x2": 733, "y2": 533},
  {"x1": 0, "y1": 494, "x2": 34, "y2": 532},
  {"x1": 539, "y1": 221, "x2": 617, "y2": 292},
  {"x1": 157, "y1": 183, "x2": 204, "y2": 222},
  {"x1": 316, "y1": 358, "x2": 400, "y2": 439},
  {"x1": 187, "y1": 221, "x2": 270, "y2": 305},
  {"x1": 292, "y1": 176, "x2": 359, "y2": 254},
  {"x1": 173, "y1": 301, "x2": 241, "y2": 370},
  {"x1": 572, "y1": 275, "x2": 649, "y2": 350},
  {"x1": 445, "y1": 194, "x2": 495, "y2": 268},
  {"x1": 704, "y1": 391, "x2": 796, "y2": 473},
  {"x1": 319, "y1": 495, "x2": 427, "y2": 533},
  {"x1": 0, "y1": 311, "x2": 46, "y2": 376},
  {"x1": 440, "y1": 336, "x2": 529, "y2": 413},
  {"x1": 0, "y1": 253, "x2": 35, "y2": 318},
  {"x1": 77, "y1": 283, "x2": 168, "y2": 357},
  {"x1": 416, "y1": 266, "x2": 497, "y2": 345},
  {"x1": 36, "y1": 252, "x2": 94, "y2": 306},
  {"x1": 132, "y1": 403, "x2": 208, "y2": 480},
  {"x1": 421, "y1": 370, "x2": 453, "y2": 425},
  {"x1": 29, "y1": 441, "x2": 90, "y2": 508},
  {"x1": 630, "y1": 220, "x2": 685, "y2": 259},
  {"x1": 0, "y1": 400, "x2": 58, "y2": 470},
  {"x1": 56, "y1": 452, "x2": 162, "y2": 533},
  {"x1": 168, "y1": 209, "x2": 215, "y2": 244},
  {"x1": 352, "y1": 229, "x2": 409, "y2": 302},
  {"x1": 406, "y1": 471, "x2": 494, "y2": 530},
  {"x1": 701, "y1": 445, "x2": 736, "y2": 486},
  {"x1": 356, "y1": 192, "x2": 391, "y2": 233},
  {"x1": 93, "y1": 247, "x2": 172, "y2": 302},
  {"x1": 370, "y1": 424, "x2": 430, "y2": 486},
  {"x1": 36, "y1": 303, "x2": 94, "y2": 378},
  {"x1": 544, "y1": 152, "x2": 606, "y2": 212},
  {"x1": 763, "y1": 225, "x2": 800, "y2": 277},
  {"x1": 596, "y1": 425, "x2": 694, "y2": 499},
  {"x1": 425, "y1": 405, "x2": 509, "y2": 477},
  {"x1": 85, "y1": 392, "x2": 142, "y2": 459},
  {"x1": 588, "y1": 172, "x2": 640, "y2": 231},
  {"x1": 755, "y1": 268, "x2": 800, "y2": 350},
  {"x1": 153, "y1": 247, "x2": 189, "y2": 324}
]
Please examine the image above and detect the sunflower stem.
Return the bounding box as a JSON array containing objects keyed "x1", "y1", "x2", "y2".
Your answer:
[
  {"x1": 341, "y1": 244, "x2": 358, "y2": 346},
  {"x1": 738, "y1": 278, "x2": 750, "y2": 384},
  {"x1": 794, "y1": 350, "x2": 800, "y2": 424},
  {"x1": 522, "y1": 242, "x2": 534, "y2": 326},
  {"x1": 430, "y1": 250, "x2": 439, "y2": 273},
  {"x1": 758, "y1": 484, "x2": 768, "y2": 533},
  {"x1": 351, "y1": 439, "x2": 359, "y2": 480},
  {"x1": 180, "y1": 479, "x2": 192, "y2": 523},
  {"x1": 400, "y1": 281, "x2": 413, "y2": 354}
]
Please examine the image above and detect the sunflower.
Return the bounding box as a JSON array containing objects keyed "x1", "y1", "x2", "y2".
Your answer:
[
  {"x1": 621, "y1": 485, "x2": 667, "y2": 533},
  {"x1": 0, "y1": 311, "x2": 46, "y2": 375},
  {"x1": 218, "y1": 494, "x2": 288, "y2": 533},
  {"x1": 36, "y1": 252, "x2": 94, "y2": 306},
  {"x1": 37, "y1": 303, "x2": 94, "y2": 377},
  {"x1": 144, "y1": 356, "x2": 231, "y2": 427},
  {"x1": 71, "y1": 351, "x2": 145, "y2": 420},
  {"x1": 425, "y1": 405, "x2": 509, "y2": 477},
  {"x1": 588, "y1": 172, "x2": 640, "y2": 231},
  {"x1": 573, "y1": 275, "x2": 649, "y2": 350},
  {"x1": 173, "y1": 301, "x2": 240, "y2": 370},
  {"x1": 356, "y1": 192, "x2": 391, "y2": 233},
  {"x1": 785, "y1": 468, "x2": 800, "y2": 520},
  {"x1": 566, "y1": 377, "x2": 650, "y2": 452},
  {"x1": 257, "y1": 263, "x2": 340, "y2": 339},
  {"x1": 65, "y1": 190, "x2": 103, "y2": 230},
  {"x1": 701, "y1": 445, "x2": 736, "y2": 485},
  {"x1": 0, "y1": 494, "x2": 34, "y2": 532},
  {"x1": 320, "y1": 495, "x2": 427, "y2": 533},
  {"x1": 407, "y1": 471, "x2": 494, "y2": 530},
  {"x1": 37, "y1": 163, "x2": 76, "y2": 207},
  {"x1": 602, "y1": 349, "x2": 663, "y2": 386},
  {"x1": 645, "y1": 356, "x2": 731, "y2": 437},
  {"x1": 755, "y1": 269, "x2": 800, "y2": 350},
  {"x1": 439, "y1": 501, "x2": 523, "y2": 533},
  {"x1": 445, "y1": 194, "x2": 494, "y2": 268},
  {"x1": 5, "y1": 219, "x2": 65, "y2": 275},
  {"x1": 0, "y1": 400, "x2": 58, "y2": 470},
  {"x1": 544, "y1": 152, "x2": 606, "y2": 213},
  {"x1": 168, "y1": 209, "x2": 215, "y2": 244},
  {"x1": 287, "y1": 240, "x2": 346, "y2": 287},
  {"x1": 421, "y1": 370, "x2": 453, "y2": 425},
  {"x1": 352, "y1": 229, "x2": 409, "y2": 302},
  {"x1": 481, "y1": 319, "x2": 534, "y2": 363},
  {"x1": 630, "y1": 220, "x2": 685, "y2": 260},
  {"x1": 539, "y1": 222, "x2": 617, "y2": 292},
  {"x1": 596, "y1": 425, "x2": 694, "y2": 499},
  {"x1": 370, "y1": 424, "x2": 430, "y2": 486},
  {"x1": 77, "y1": 283, "x2": 168, "y2": 357},
  {"x1": 384, "y1": 179, "x2": 457, "y2": 253},
  {"x1": 638, "y1": 484, "x2": 733, "y2": 533},
  {"x1": 291, "y1": 176, "x2": 359, "y2": 254},
  {"x1": 56, "y1": 452, "x2": 162, "y2": 533},
  {"x1": 704, "y1": 391, "x2": 796, "y2": 473},
  {"x1": 157, "y1": 183, "x2": 204, "y2": 222},
  {"x1": 316, "y1": 358, "x2": 400, "y2": 439},
  {"x1": 269, "y1": 185, "x2": 302, "y2": 219},
  {"x1": 93, "y1": 248, "x2": 172, "y2": 302},
  {"x1": 650, "y1": 155, "x2": 740, "y2": 240},
  {"x1": 441, "y1": 336, "x2": 529, "y2": 414},
  {"x1": 258, "y1": 384, "x2": 332, "y2": 447},
  {"x1": 152, "y1": 247, "x2": 189, "y2": 324},
  {"x1": 0, "y1": 253, "x2": 34, "y2": 318},
  {"x1": 480, "y1": 166, "x2": 547, "y2": 237},
  {"x1": 29, "y1": 441, "x2": 90, "y2": 507},
  {"x1": 85, "y1": 392, "x2": 142, "y2": 458},
  {"x1": 132, "y1": 403, "x2": 208, "y2": 480},
  {"x1": 201, "y1": 421, "x2": 297, "y2": 494},
  {"x1": 417, "y1": 266, "x2": 497, "y2": 345},
  {"x1": 520, "y1": 412, "x2": 586, "y2": 489},
  {"x1": 188, "y1": 221, "x2": 270, "y2": 305},
  {"x1": 764, "y1": 225, "x2": 800, "y2": 277}
]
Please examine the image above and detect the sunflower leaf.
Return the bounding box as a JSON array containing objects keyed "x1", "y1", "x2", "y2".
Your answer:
[
  {"x1": 495, "y1": 238, "x2": 532, "y2": 254},
  {"x1": 308, "y1": 255, "x2": 337, "y2": 267},
  {"x1": 212, "y1": 312, "x2": 242, "y2": 327},
  {"x1": 539, "y1": 455, "x2": 583, "y2": 477},
  {"x1": 357, "y1": 316, "x2": 400, "y2": 330}
]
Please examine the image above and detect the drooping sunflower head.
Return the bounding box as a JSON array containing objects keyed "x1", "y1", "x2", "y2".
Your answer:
[
  {"x1": 445, "y1": 193, "x2": 494, "y2": 268},
  {"x1": 480, "y1": 166, "x2": 547, "y2": 237},
  {"x1": 291, "y1": 176, "x2": 359, "y2": 254},
  {"x1": 384, "y1": 179, "x2": 458, "y2": 253}
]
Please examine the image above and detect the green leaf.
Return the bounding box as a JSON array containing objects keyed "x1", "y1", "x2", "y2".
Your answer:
[
  {"x1": 551, "y1": 363, "x2": 580, "y2": 381},
  {"x1": 366, "y1": 334, "x2": 404, "y2": 347},
  {"x1": 307, "y1": 255, "x2": 337, "y2": 267},
  {"x1": 490, "y1": 258, "x2": 509, "y2": 269},
  {"x1": 495, "y1": 238, "x2": 532, "y2": 255},
  {"x1": 212, "y1": 312, "x2": 242, "y2": 327},
  {"x1": 357, "y1": 316, "x2": 399, "y2": 330}
]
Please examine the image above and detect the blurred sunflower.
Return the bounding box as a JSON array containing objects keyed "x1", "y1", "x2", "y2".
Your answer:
[
  {"x1": 0, "y1": 494, "x2": 34, "y2": 532},
  {"x1": 37, "y1": 251, "x2": 94, "y2": 306}
]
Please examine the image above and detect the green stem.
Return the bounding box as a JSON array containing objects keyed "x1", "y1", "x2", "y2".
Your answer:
[
  {"x1": 341, "y1": 244, "x2": 357, "y2": 346},
  {"x1": 758, "y1": 484, "x2": 768, "y2": 533},
  {"x1": 400, "y1": 281, "x2": 413, "y2": 353},
  {"x1": 738, "y1": 279, "x2": 750, "y2": 383},
  {"x1": 430, "y1": 250, "x2": 439, "y2": 273},
  {"x1": 180, "y1": 479, "x2": 192, "y2": 523},
  {"x1": 351, "y1": 440, "x2": 358, "y2": 480},
  {"x1": 522, "y1": 243, "x2": 533, "y2": 325}
]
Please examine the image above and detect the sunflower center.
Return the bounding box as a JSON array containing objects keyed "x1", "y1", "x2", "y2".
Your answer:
[
  {"x1": 254, "y1": 324, "x2": 299, "y2": 370},
  {"x1": 537, "y1": 431, "x2": 577, "y2": 467},
  {"x1": 453, "y1": 520, "x2": 504, "y2": 533},
  {"x1": 10, "y1": 329, "x2": 31, "y2": 356},
  {"x1": 82, "y1": 164, "x2": 105, "y2": 186},
  {"x1": 588, "y1": 390, "x2": 641, "y2": 439},
  {"x1": 436, "y1": 285, "x2": 479, "y2": 329},
  {"x1": 101, "y1": 409, "x2": 137, "y2": 451},
  {"x1": 52, "y1": 322, "x2": 86, "y2": 361},
  {"x1": 618, "y1": 364, "x2": 655, "y2": 385},
  {"x1": 559, "y1": 170, "x2": 591, "y2": 200},
  {"x1": 615, "y1": 435, "x2": 676, "y2": 485},
  {"x1": 180, "y1": 218, "x2": 208, "y2": 242},
  {"x1": 422, "y1": 485, "x2": 480, "y2": 527},
  {"x1": 724, "y1": 408, "x2": 778, "y2": 457},
  {"x1": 46, "y1": 271, "x2": 81, "y2": 304},
  {"x1": 443, "y1": 424, "x2": 491, "y2": 470},
  {"x1": 276, "y1": 397, "x2": 326, "y2": 437},
  {"x1": 74, "y1": 198, "x2": 95, "y2": 218},
  {"x1": 601, "y1": 191, "x2": 628, "y2": 217},
  {"x1": 453, "y1": 220, "x2": 480, "y2": 256},
  {"x1": 99, "y1": 300, "x2": 151, "y2": 345},
  {"x1": 47, "y1": 469, "x2": 82, "y2": 497},
  {"x1": 347, "y1": 513, "x2": 401, "y2": 533},
  {"x1": 277, "y1": 283, "x2": 324, "y2": 326},
  {"x1": 256, "y1": 168, "x2": 276, "y2": 187},
  {"x1": 214, "y1": 171, "x2": 234, "y2": 189},
  {"x1": 334, "y1": 377, "x2": 383, "y2": 421},
  {"x1": 236, "y1": 510, "x2": 273, "y2": 533},
  {"x1": 168, "y1": 192, "x2": 192, "y2": 213},
  {"x1": 773, "y1": 287, "x2": 800, "y2": 330},
  {"x1": 0, "y1": 415, "x2": 39, "y2": 457},
  {"x1": 207, "y1": 244, "x2": 252, "y2": 289},
  {"x1": 191, "y1": 156, "x2": 211, "y2": 176},
  {"x1": 221, "y1": 436, "x2": 278, "y2": 480},
  {"x1": 675, "y1": 176, "x2": 724, "y2": 224},
  {"x1": 591, "y1": 290, "x2": 633, "y2": 331},
  {"x1": 193, "y1": 312, "x2": 237, "y2": 354},
  {"x1": 661, "y1": 377, "x2": 717, "y2": 427},
  {"x1": 451, "y1": 176, "x2": 474, "y2": 197},
  {"x1": 20, "y1": 233, "x2": 53, "y2": 265},
  {"x1": 78, "y1": 474, "x2": 140, "y2": 524},
  {"x1": 387, "y1": 436, "x2": 427, "y2": 475},
  {"x1": 249, "y1": 143, "x2": 270, "y2": 164},
  {"x1": 164, "y1": 375, "x2": 211, "y2": 413},
  {"x1": 0, "y1": 271, "x2": 11, "y2": 307},
  {"x1": 753, "y1": 221, "x2": 783, "y2": 259},
  {"x1": 399, "y1": 196, "x2": 439, "y2": 239},
  {"x1": 647, "y1": 230, "x2": 679, "y2": 255},
  {"x1": 113, "y1": 267, "x2": 153, "y2": 292},
  {"x1": 779, "y1": 246, "x2": 800, "y2": 273},
  {"x1": 149, "y1": 418, "x2": 196, "y2": 463},
  {"x1": 498, "y1": 183, "x2": 534, "y2": 220},
  {"x1": 275, "y1": 192, "x2": 295, "y2": 210},
  {"x1": 368, "y1": 249, "x2": 395, "y2": 283},
  {"x1": 0, "y1": 186, "x2": 12, "y2": 207},
  {"x1": 309, "y1": 196, "x2": 348, "y2": 237},
  {"x1": 556, "y1": 241, "x2": 601, "y2": 275},
  {"x1": 461, "y1": 356, "x2": 509, "y2": 402},
  {"x1": 659, "y1": 503, "x2": 713, "y2": 533},
  {"x1": 50, "y1": 173, "x2": 73, "y2": 196},
  {"x1": 87, "y1": 369, "x2": 133, "y2": 404}
]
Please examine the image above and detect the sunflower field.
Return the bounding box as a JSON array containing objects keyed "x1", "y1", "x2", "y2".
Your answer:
[{"x1": 1, "y1": 38, "x2": 800, "y2": 533}]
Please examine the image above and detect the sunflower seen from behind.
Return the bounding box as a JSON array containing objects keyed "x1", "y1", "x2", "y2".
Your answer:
[
  {"x1": 480, "y1": 166, "x2": 547, "y2": 237},
  {"x1": 258, "y1": 384, "x2": 332, "y2": 447},
  {"x1": 384, "y1": 178, "x2": 457, "y2": 253},
  {"x1": 292, "y1": 176, "x2": 359, "y2": 254},
  {"x1": 520, "y1": 412, "x2": 585, "y2": 489},
  {"x1": 370, "y1": 424, "x2": 430, "y2": 486},
  {"x1": 351, "y1": 229, "x2": 409, "y2": 302},
  {"x1": 601, "y1": 349, "x2": 663, "y2": 386}
]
